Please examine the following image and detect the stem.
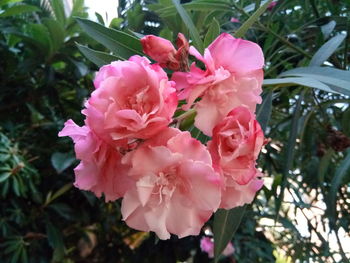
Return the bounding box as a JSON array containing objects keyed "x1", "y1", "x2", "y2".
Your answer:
[{"x1": 175, "y1": 108, "x2": 196, "y2": 122}]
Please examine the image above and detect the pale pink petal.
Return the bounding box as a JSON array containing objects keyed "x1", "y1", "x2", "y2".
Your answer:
[
  {"x1": 167, "y1": 132, "x2": 212, "y2": 164},
  {"x1": 208, "y1": 33, "x2": 264, "y2": 74},
  {"x1": 74, "y1": 162, "x2": 99, "y2": 191},
  {"x1": 220, "y1": 178, "x2": 263, "y2": 209},
  {"x1": 179, "y1": 160, "x2": 221, "y2": 211},
  {"x1": 166, "y1": 192, "x2": 212, "y2": 238}
]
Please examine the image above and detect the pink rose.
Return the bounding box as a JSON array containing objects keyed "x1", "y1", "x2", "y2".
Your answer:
[
  {"x1": 121, "y1": 128, "x2": 222, "y2": 239},
  {"x1": 141, "y1": 34, "x2": 189, "y2": 71},
  {"x1": 200, "y1": 236, "x2": 235, "y2": 258},
  {"x1": 172, "y1": 33, "x2": 264, "y2": 136},
  {"x1": 58, "y1": 120, "x2": 133, "y2": 201},
  {"x1": 84, "y1": 56, "x2": 177, "y2": 145},
  {"x1": 207, "y1": 106, "x2": 264, "y2": 209}
]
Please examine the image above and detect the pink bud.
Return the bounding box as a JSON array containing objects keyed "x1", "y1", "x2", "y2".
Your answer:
[
  {"x1": 230, "y1": 17, "x2": 240, "y2": 23},
  {"x1": 267, "y1": 1, "x2": 277, "y2": 11},
  {"x1": 141, "y1": 34, "x2": 190, "y2": 71},
  {"x1": 141, "y1": 35, "x2": 176, "y2": 66}
]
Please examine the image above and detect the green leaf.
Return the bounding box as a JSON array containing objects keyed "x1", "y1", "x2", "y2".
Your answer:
[
  {"x1": 10, "y1": 246, "x2": 22, "y2": 263},
  {"x1": 158, "y1": 1, "x2": 233, "y2": 17},
  {"x1": 321, "y1": 20, "x2": 336, "y2": 39},
  {"x1": 12, "y1": 176, "x2": 20, "y2": 196},
  {"x1": 109, "y1": 17, "x2": 123, "y2": 29},
  {"x1": 76, "y1": 18, "x2": 143, "y2": 59},
  {"x1": 276, "y1": 90, "x2": 305, "y2": 215},
  {"x1": 204, "y1": 18, "x2": 220, "y2": 47},
  {"x1": 159, "y1": 28, "x2": 173, "y2": 41},
  {"x1": 213, "y1": 206, "x2": 246, "y2": 262},
  {"x1": 171, "y1": 0, "x2": 204, "y2": 52},
  {"x1": 279, "y1": 66, "x2": 350, "y2": 96},
  {"x1": 77, "y1": 44, "x2": 121, "y2": 67},
  {"x1": 51, "y1": 152, "x2": 75, "y2": 174},
  {"x1": 2, "y1": 179, "x2": 10, "y2": 197},
  {"x1": 327, "y1": 150, "x2": 350, "y2": 228},
  {"x1": 256, "y1": 91, "x2": 273, "y2": 132},
  {"x1": 69, "y1": 58, "x2": 89, "y2": 77},
  {"x1": 310, "y1": 33, "x2": 346, "y2": 66},
  {"x1": 22, "y1": 24, "x2": 52, "y2": 55},
  {"x1": 0, "y1": 4, "x2": 40, "y2": 17},
  {"x1": 0, "y1": 172, "x2": 11, "y2": 183},
  {"x1": 50, "y1": 183, "x2": 72, "y2": 204},
  {"x1": 234, "y1": 0, "x2": 272, "y2": 38},
  {"x1": 280, "y1": 67, "x2": 350, "y2": 82},
  {"x1": 46, "y1": 220, "x2": 65, "y2": 260},
  {"x1": 0, "y1": 0, "x2": 22, "y2": 7},
  {"x1": 263, "y1": 77, "x2": 342, "y2": 95},
  {"x1": 49, "y1": 0, "x2": 66, "y2": 25},
  {"x1": 20, "y1": 247, "x2": 28, "y2": 263},
  {"x1": 95, "y1": 12, "x2": 105, "y2": 25},
  {"x1": 318, "y1": 149, "x2": 333, "y2": 185},
  {"x1": 49, "y1": 203, "x2": 74, "y2": 220},
  {"x1": 42, "y1": 18, "x2": 65, "y2": 53}
]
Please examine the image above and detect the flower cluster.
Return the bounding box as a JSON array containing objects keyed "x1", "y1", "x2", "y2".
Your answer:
[{"x1": 59, "y1": 33, "x2": 265, "y2": 239}]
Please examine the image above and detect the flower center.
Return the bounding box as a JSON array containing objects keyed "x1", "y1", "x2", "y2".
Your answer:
[
  {"x1": 153, "y1": 167, "x2": 178, "y2": 204},
  {"x1": 125, "y1": 86, "x2": 153, "y2": 115}
]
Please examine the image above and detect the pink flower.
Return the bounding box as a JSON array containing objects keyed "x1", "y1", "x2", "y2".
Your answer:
[
  {"x1": 84, "y1": 56, "x2": 178, "y2": 145},
  {"x1": 172, "y1": 33, "x2": 264, "y2": 136},
  {"x1": 207, "y1": 106, "x2": 264, "y2": 209},
  {"x1": 141, "y1": 34, "x2": 189, "y2": 71},
  {"x1": 267, "y1": 1, "x2": 277, "y2": 11},
  {"x1": 230, "y1": 17, "x2": 240, "y2": 23},
  {"x1": 219, "y1": 177, "x2": 264, "y2": 209},
  {"x1": 200, "y1": 237, "x2": 235, "y2": 258},
  {"x1": 58, "y1": 120, "x2": 133, "y2": 201},
  {"x1": 141, "y1": 35, "x2": 177, "y2": 67},
  {"x1": 121, "y1": 128, "x2": 222, "y2": 239}
]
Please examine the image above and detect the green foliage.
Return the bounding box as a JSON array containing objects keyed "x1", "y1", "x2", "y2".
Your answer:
[{"x1": 1, "y1": 0, "x2": 350, "y2": 262}]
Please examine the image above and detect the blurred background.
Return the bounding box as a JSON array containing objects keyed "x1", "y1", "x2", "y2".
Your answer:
[{"x1": 0, "y1": 0, "x2": 349, "y2": 262}]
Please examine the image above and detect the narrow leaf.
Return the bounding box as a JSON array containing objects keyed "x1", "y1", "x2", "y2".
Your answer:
[
  {"x1": 318, "y1": 149, "x2": 333, "y2": 185},
  {"x1": 276, "y1": 90, "x2": 305, "y2": 215},
  {"x1": 280, "y1": 73, "x2": 350, "y2": 96},
  {"x1": 0, "y1": 4, "x2": 40, "y2": 17},
  {"x1": 46, "y1": 220, "x2": 65, "y2": 260},
  {"x1": 321, "y1": 20, "x2": 336, "y2": 39},
  {"x1": 0, "y1": 172, "x2": 11, "y2": 183},
  {"x1": 171, "y1": 0, "x2": 204, "y2": 52},
  {"x1": 77, "y1": 44, "x2": 121, "y2": 67},
  {"x1": 0, "y1": 0, "x2": 23, "y2": 6},
  {"x1": 95, "y1": 12, "x2": 105, "y2": 25},
  {"x1": 76, "y1": 18, "x2": 143, "y2": 59},
  {"x1": 256, "y1": 91, "x2": 273, "y2": 132},
  {"x1": 234, "y1": 0, "x2": 272, "y2": 38},
  {"x1": 213, "y1": 206, "x2": 245, "y2": 262},
  {"x1": 279, "y1": 67, "x2": 350, "y2": 96},
  {"x1": 158, "y1": 2, "x2": 232, "y2": 17},
  {"x1": 280, "y1": 67, "x2": 350, "y2": 82},
  {"x1": 263, "y1": 77, "x2": 341, "y2": 95},
  {"x1": 51, "y1": 152, "x2": 75, "y2": 174},
  {"x1": 43, "y1": 18, "x2": 65, "y2": 53},
  {"x1": 49, "y1": 0, "x2": 66, "y2": 25},
  {"x1": 204, "y1": 18, "x2": 220, "y2": 47},
  {"x1": 327, "y1": 150, "x2": 350, "y2": 228},
  {"x1": 50, "y1": 183, "x2": 72, "y2": 203},
  {"x1": 310, "y1": 33, "x2": 346, "y2": 66}
]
